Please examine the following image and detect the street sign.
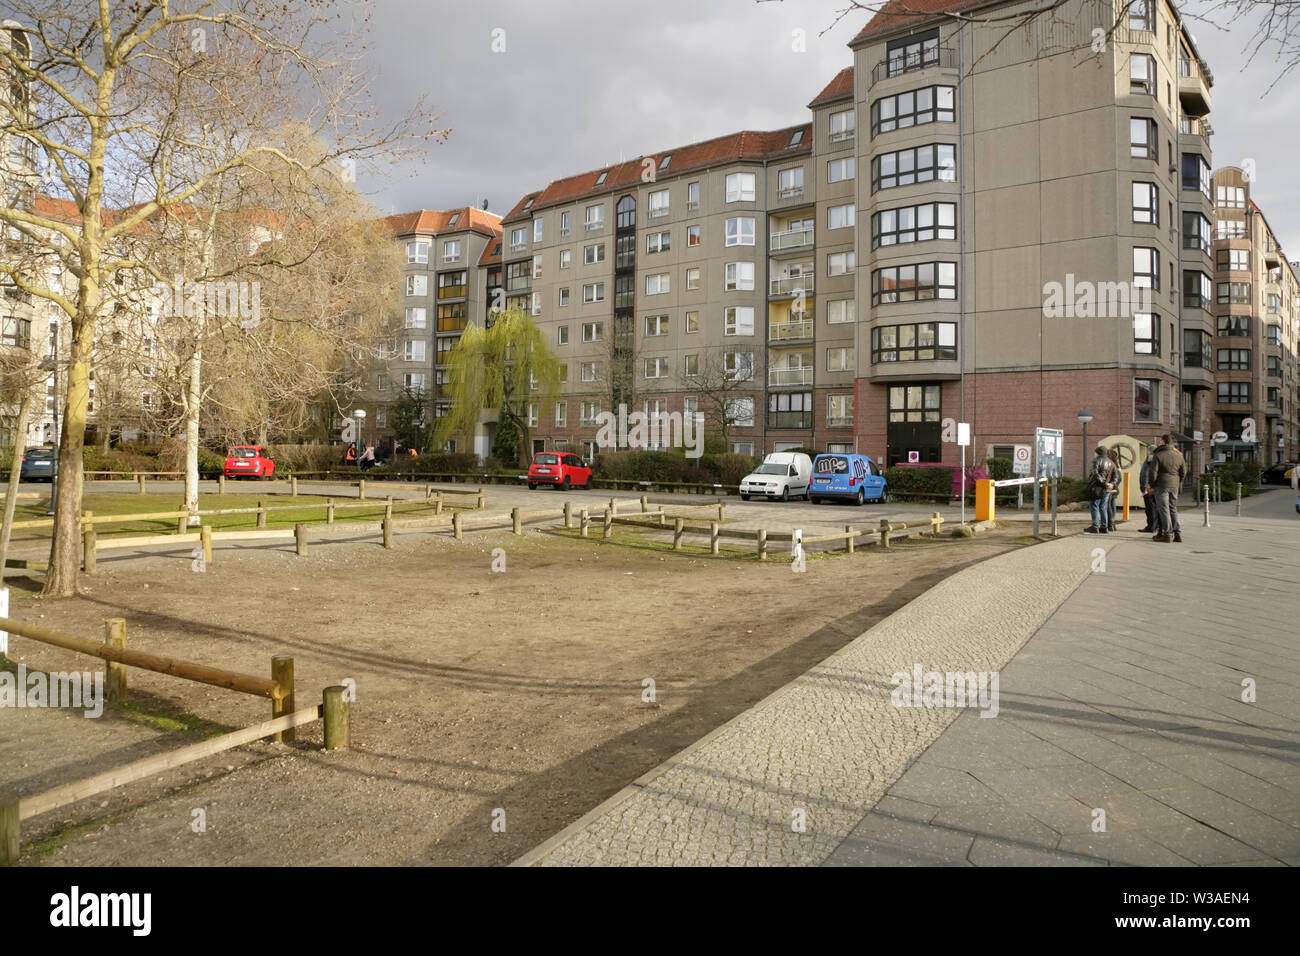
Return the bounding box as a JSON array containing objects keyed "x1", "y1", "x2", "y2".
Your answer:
[
  {"x1": 907, "y1": 450, "x2": 919, "y2": 463},
  {"x1": 1012, "y1": 444, "x2": 1032, "y2": 475},
  {"x1": 957, "y1": 422, "x2": 971, "y2": 447},
  {"x1": 1035, "y1": 427, "x2": 1064, "y2": 479}
]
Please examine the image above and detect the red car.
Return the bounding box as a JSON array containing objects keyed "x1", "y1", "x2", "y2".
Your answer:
[
  {"x1": 224, "y1": 445, "x2": 276, "y2": 479},
  {"x1": 527, "y1": 452, "x2": 591, "y2": 490}
]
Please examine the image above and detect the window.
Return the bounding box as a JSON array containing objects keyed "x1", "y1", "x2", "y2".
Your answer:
[
  {"x1": 828, "y1": 299, "x2": 855, "y2": 324},
  {"x1": 406, "y1": 275, "x2": 427, "y2": 296},
  {"x1": 829, "y1": 109, "x2": 855, "y2": 142},
  {"x1": 554, "y1": 402, "x2": 567, "y2": 428},
  {"x1": 1216, "y1": 282, "x2": 1251, "y2": 305},
  {"x1": 510, "y1": 227, "x2": 527, "y2": 252},
  {"x1": 728, "y1": 397, "x2": 755, "y2": 427},
  {"x1": 1217, "y1": 248, "x2": 1249, "y2": 271},
  {"x1": 585, "y1": 204, "x2": 604, "y2": 231},
  {"x1": 1217, "y1": 314, "x2": 1250, "y2": 336},
  {"x1": 533, "y1": 220, "x2": 543, "y2": 243},
  {"x1": 1132, "y1": 247, "x2": 1160, "y2": 290},
  {"x1": 687, "y1": 225, "x2": 701, "y2": 247},
  {"x1": 871, "y1": 86, "x2": 954, "y2": 136},
  {"x1": 888, "y1": 384, "x2": 941, "y2": 422},
  {"x1": 560, "y1": 211, "x2": 571, "y2": 237},
  {"x1": 827, "y1": 158, "x2": 855, "y2": 183},
  {"x1": 684, "y1": 354, "x2": 699, "y2": 376},
  {"x1": 826, "y1": 347, "x2": 854, "y2": 371},
  {"x1": 685, "y1": 267, "x2": 701, "y2": 291},
  {"x1": 873, "y1": 202, "x2": 956, "y2": 247},
  {"x1": 725, "y1": 351, "x2": 754, "y2": 380},
  {"x1": 557, "y1": 325, "x2": 569, "y2": 346},
  {"x1": 828, "y1": 204, "x2": 855, "y2": 230},
  {"x1": 645, "y1": 273, "x2": 670, "y2": 295},
  {"x1": 1183, "y1": 211, "x2": 1211, "y2": 253},
  {"x1": 687, "y1": 181, "x2": 700, "y2": 211},
  {"x1": 872, "y1": 143, "x2": 955, "y2": 191},
  {"x1": 1132, "y1": 183, "x2": 1158, "y2": 224},
  {"x1": 578, "y1": 361, "x2": 605, "y2": 385},
  {"x1": 1267, "y1": 386, "x2": 1281, "y2": 407},
  {"x1": 648, "y1": 189, "x2": 670, "y2": 218},
  {"x1": 403, "y1": 339, "x2": 426, "y2": 362},
  {"x1": 828, "y1": 395, "x2": 853, "y2": 427},
  {"x1": 406, "y1": 240, "x2": 429, "y2": 264},
  {"x1": 1133, "y1": 312, "x2": 1160, "y2": 355},
  {"x1": 872, "y1": 262, "x2": 957, "y2": 304},
  {"x1": 438, "y1": 271, "x2": 466, "y2": 298},
  {"x1": 1215, "y1": 185, "x2": 1245, "y2": 209},
  {"x1": 767, "y1": 392, "x2": 812, "y2": 429},
  {"x1": 778, "y1": 167, "x2": 804, "y2": 198},
  {"x1": 644, "y1": 357, "x2": 669, "y2": 379},
  {"x1": 724, "y1": 307, "x2": 755, "y2": 336},
  {"x1": 583, "y1": 243, "x2": 605, "y2": 264},
  {"x1": 685, "y1": 310, "x2": 700, "y2": 333},
  {"x1": 376, "y1": 372, "x2": 388, "y2": 391},
  {"x1": 1129, "y1": 0, "x2": 1153, "y2": 30},
  {"x1": 1131, "y1": 378, "x2": 1158, "y2": 421},
  {"x1": 1217, "y1": 382, "x2": 1250, "y2": 404},
  {"x1": 872, "y1": 322, "x2": 957, "y2": 362},
  {"x1": 531, "y1": 292, "x2": 542, "y2": 316},
  {"x1": 732, "y1": 441, "x2": 755, "y2": 456},
  {"x1": 1217, "y1": 348, "x2": 1251, "y2": 371},
  {"x1": 404, "y1": 372, "x2": 427, "y2": 392},
  {"x1": 644, "y1": 314, "x2": 669, "y2": 336},
  {"x1": 405, "y1": 307, "x2": 427, "y2": 329},
  {"x1": 559, "y1": 249, "x2": 572, "y2": 269},
  {"x1": 557, "y1": 287, "x2": 570, "y2": 307},
  {"x1": 442, "y1": 240, "x2": 462, "y2": 262},
  {"x1": 1130, "y1": 54, "x2": 1155, "y2": 94},
  {"x1": 436, "y1": 303, "x2": 467, "y2": 331},
  {"x1": 828, "y1": 252, "x2": 856, "y2": 276},
  {"x1": 1183, "y1": 329, "x2": 1212, "y2": 368},
  {"x1": 435, "y1": 336, "x2": 459, "y2": 360},
  {"x1": 725, "y1": 217, "x2": 755, "y2": 246},
  {"x1": 1, "y1": 317, "x2": 30, "y2": 348},
  {"x1": 725, "y1": 172, "x2": 756, "y2": 203},
  {"x1": 725, "y1": 262, "x2": 755, "y2": 291},
  {"x1": 886, "y1": 29, "x2": 940, "y2": 75},
  {"x1": 1266, "y1": 294, "x2": 1281, "y2": 315},
  {"x1": 1182, "y1": 153, "x2": 1211, "y2": 197},
  {"x1": 582, "y1": 282, "x2": 605, "y2": 303},
  {"x1": 647, "y1": 231, "x2": 670, "y2": 253},
  {"x1": 582, "y1": 321, "x2": 603, "y2": 341},
  {"x1": 1130, "y1": 118, "x2": 1158, "y2": 160},
  {"x1": 531, "y1": 255, "x2": 543, "y2": 281},
  {"x1": 1183, "y1": 270, "x2": 1212, "y2": 309}
]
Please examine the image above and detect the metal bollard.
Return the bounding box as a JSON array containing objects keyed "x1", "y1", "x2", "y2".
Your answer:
[{"x1": 1203, "y1": 497, "x2": 1210, "y2": 528}]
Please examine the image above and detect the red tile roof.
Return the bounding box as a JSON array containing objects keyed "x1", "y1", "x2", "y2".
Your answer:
[
  {"x1": 382, "y1": 206, "x2": 502, "y2": 238},
  {"x1": 851, "y1": 0, "x2": 989, "y2": 45},
  {"x1": 34, "y1": 194, "x2": 80, "y2": 223},
  {"x1": 809, "y1": 67, "x2": 855, "y2": 108},
  {"x1": 503, "y1": 125, "x2": 813, "y2": 222},
  {"x1": 478, "y1": 235, "x2": 504, "y2": 266}
]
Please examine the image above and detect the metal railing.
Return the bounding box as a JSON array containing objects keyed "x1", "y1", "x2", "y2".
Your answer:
[
  {"x1": 770, "y1": 276, "x2": 813, "y2": 296},
  {"x1": 871, "y1": 47, "x2": 957, "y2": 85},
  {"x1": 768, "y1": 367, "x2": 813, "y2": 387},
  {"x1": 770, "y1": 227, "x2": 814, "y2": 251},
  {"x1": 768, "y1": 319, "x2": 813, "y2": 342}
]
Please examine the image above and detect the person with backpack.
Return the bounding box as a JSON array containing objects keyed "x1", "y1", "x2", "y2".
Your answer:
[
  {"x1": 1085, "y1": 445, "x2": 1117, "y2": 534},
  {"x1": 1146, "y1": 433, "x2": 1186, "y2": 543}
]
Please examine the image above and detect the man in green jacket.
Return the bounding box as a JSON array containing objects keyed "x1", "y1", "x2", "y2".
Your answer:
[{"x1": 1146, "y1": 433, "x2": 1186, "y2": 542}]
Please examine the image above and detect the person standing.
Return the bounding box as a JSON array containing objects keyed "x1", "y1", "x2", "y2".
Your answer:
[
  {"x1": 1105, "y1": 445, "x2": 1122, "y2": 532},
  {"x1": 1085, "y1": 445, "x2": 1117, "y2": 534},
  {"x1": 1146, "y1": 433, "x2": 1186, "y2": 543},
  {"x1": 1138, "y1": 443, "x2": 1157, "y2": 533}
]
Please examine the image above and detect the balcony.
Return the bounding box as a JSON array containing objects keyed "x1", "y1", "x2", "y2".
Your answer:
[
  {"x1": 648, "y1": 207, "x2": 670, "y2": 220},
  {"x1": 826, "y1": 415, "x2": 853, "y2": 428},
  {"x1": 1178, "y1": 57, "x2": 1212, "y2": 117},
  {"x1": 505, "y1": 276, "x2": 531, "y2": 293},
  {"x1": 777, "y1": 185, "x2": 805, "y2": 201},
  {"x1": 769, "y1": 367, "x2": 813, "y2": 387},
  {"x1": 1264, "y1": 238, "x2": 1282, "y2": 268},
  {"x1": 769, "y1": 227, "x2": 814, "y2": 253},
  {"x1": 767, "y1": 412, "x2": 812, "y2": 430},
  {"x1": 870, "y1": 47, "x2": 957, "y2": 85},
  {"x1": 770, "y1": 275, "x2": 814, "y2": 297},
  {"x1": 1179, "y1": 117, "x2": 1212, "y2": 140},
  {"x1": 768, "y1": 318, "x2": 813, "y2": 343}
]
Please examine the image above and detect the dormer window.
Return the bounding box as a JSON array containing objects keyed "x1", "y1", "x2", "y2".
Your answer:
[
  {"x1": 448, "y1": 212, "x2": 460, "y2": 226},
  {"x1": 789, "y1": 129, "x2": 804, "y2": 147},
  {"x1": 658, "y1": 155, "x2": 672, "y2": 172},
  {"x1": 522, "y1": 197, "x2": 535, "y2": 211},
  {"x1": 595, "y1": 170, "x2": 609, "y2": 186}
]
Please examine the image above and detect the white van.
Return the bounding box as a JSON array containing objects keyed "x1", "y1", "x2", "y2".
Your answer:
[{"x1": 739, "y1": 452, "x2": 813, "y2": 501}]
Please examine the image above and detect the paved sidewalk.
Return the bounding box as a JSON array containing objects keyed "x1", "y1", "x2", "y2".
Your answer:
[{"x1": 516, "y1": 492, "x2": 1300, "y2": 866}]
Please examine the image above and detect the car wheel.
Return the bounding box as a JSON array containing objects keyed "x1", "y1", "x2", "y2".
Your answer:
[
  {"x1": 740, "y1": 493, "x2": 750, "y2": 501},
  {"x1": 527, "y1": 482, "x2": 536, "y2": 490},
  {"x1": 856, "y1": 487, "x2": 865, "y2": 506},
  {"x1": 561, "y1": 477, "x2": 571, "y2": 491},
  {"x1": 810, "y1": 497, "x2": 819, "y2": 505},
  {"x1": 780, "y1": 486, "x2": 789, "y2": 502}
]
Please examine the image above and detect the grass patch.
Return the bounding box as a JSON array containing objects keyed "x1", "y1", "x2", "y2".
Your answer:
[{"x1": 115, "y1": 697, "x2": 230, "y2": 738}]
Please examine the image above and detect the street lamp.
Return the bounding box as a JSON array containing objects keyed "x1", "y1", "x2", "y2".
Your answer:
[
  {"x1": 41, "y1": 321, "x2": 59, "y2": 517},
  {"x1": 1077, "y1": 408, "x2": 1094, "y2": 479},
  {"x1": 353, "y1": 408, "x2": 366, "y2": 453}
]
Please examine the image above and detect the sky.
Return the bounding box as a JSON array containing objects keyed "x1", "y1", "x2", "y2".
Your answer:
[{"x1": 355, "y1": 0, "x2": 1300, "y2": 255}]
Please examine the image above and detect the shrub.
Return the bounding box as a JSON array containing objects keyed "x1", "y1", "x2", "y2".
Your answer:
[
  {"x1": 985, "y1": 457, "x2": 1014, "y2": 482},
  {"x1": 268, "y1": 444, "x2": 342, "y2": 475},
  {"x1": 884, "y1": 464, "x2": 954, "y2": 500},
  {"x1": 709, "y1": 452, "x2": 760, "y2": 487},
  {"x1": 592, "y1": 450, "x2": 708, "y2": 484},
  {"x1": 1055, "y1": 476, "x2": 1089, "y2": 504}
]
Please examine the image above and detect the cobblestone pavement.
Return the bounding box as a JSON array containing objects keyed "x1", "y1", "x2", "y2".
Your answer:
[{"x1": 516, "y1": 490, "x2": 1299, "y2": 866}]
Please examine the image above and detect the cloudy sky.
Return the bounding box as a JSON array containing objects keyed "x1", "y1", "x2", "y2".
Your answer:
[{"x1": 356, "y1": 0, "x2": 1299, "y2": 253}]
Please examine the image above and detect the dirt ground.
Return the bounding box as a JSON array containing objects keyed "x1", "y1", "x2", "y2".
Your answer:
[{"x1": 1, "y1": 523, "x2": 1028, "y2": 866}]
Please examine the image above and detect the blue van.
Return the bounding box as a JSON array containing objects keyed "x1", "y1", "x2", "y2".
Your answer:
[{"x1": 809, "y1": 453, "x2": 888, "y2": 505}]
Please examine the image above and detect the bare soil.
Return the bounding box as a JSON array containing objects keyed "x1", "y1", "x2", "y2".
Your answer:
[{"x1": 1, "y1": 524, "x2": 1026, "y2": 865}]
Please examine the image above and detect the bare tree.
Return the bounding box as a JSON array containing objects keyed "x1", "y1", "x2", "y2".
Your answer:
[{"x1": 682, "y1": 352, "x2": 757, "y2": 450}]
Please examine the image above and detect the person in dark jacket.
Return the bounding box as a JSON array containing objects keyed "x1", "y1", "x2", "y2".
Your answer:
[
  {"x1": 1085, "y1": 446, "x2": 1117, "y2": 534},
  {"x1": 1137, "y1": 443, "x2": 1157, "y2": 532},
  {"x1": 1104, "y1": 446, "x2": 1122, "y2": 531},
  {"x1": 1146, "y1": 433, "x2": 1186, "y2": 542}
]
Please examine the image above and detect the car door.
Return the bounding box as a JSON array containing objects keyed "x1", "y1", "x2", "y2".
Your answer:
[{"x1": 864, "y1": 458, "x2": 884, "y2": 498}]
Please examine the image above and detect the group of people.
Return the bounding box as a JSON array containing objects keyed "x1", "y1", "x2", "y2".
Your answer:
[{"x1": 1085, "y1": 434, "x2": 1187, "y2": 542}]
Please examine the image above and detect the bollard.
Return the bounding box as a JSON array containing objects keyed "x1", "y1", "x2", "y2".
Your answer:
[
  {"x1": 358, "y1": 479, "x2": 366, "y2": 500},
  {"x1": 452, "y1": 511, "x2": 463, "y2": 540},
  {"x1": 718, "y1": 502, "x2": 725, "y2": 521},
  {"x1": 602, "y1": 507, "x2": 613, "y2": 539},
  {"x1": 879, "y1": 518, "x2": 891, "y2": 550},
  {"x1": 931, "y1": 512, "x2": 944, "y2": 536},
  {"x1": 291, "y1": 476, "x2": 298, "y2": 497},
  {"x1": 200, "y1": 524, "x2": 213, "y2": 565},
  {"x1": 608, "y1": 497, "x2": 617, "y2": 517},
  {"x1": 218, "y1": 474, "x2": 226, "y2": 495},
  {"x1": 434, "y1": 494, "x2": 443, "y2": 516},
  {"x1": 425, "y1": 484, "x2": 433, "y2": 499},
  {"x1": 327, "y1": 498, "x2": 335, "y2": 526},
  {"x1": 271, "y1": 656, "x2": 295, "y2": 743},
  {"x1": 580, "y1": 508, "x2": 589, "y2": 538},
  {"x1": 476, "y1": 488, "x2": 485, "y2": 510},
  {"x1": 0, "y1": 793, "x2": 17, "y2": 865},
  {"x1": 1236, "y1": 483, "x2": 1242, "y2": 516},
  {"x1": 295, "y1": 523, "x2": 308, "y2": 555},
  {"x1": 757, "y1": 528, "x2": 768, "y2": 561},
  {"x1": 846, "y1": 524, "x2": 855, "y2": 554},
  {"x1": 323, "y1": 685, "x2": 350, "y2": 750},
  {"x1": 105, "y1": 618, "x2": 127, "y2": 704},
  {"x1": 1203, "y1": 497, "x2": 1210, "y2": 528},
  {"x1": 709, "y1": 521, "x2": 719, "y2": 555},
  {"x1": 673, "y1": 517, "x2": 684, "y2": 551},
  {"x1": 257, "y1": 499, "x2": 268, "y2": 528},
  {"x1": 137, "y1": 473, "x2": 146, "y2": 495},
  {"x1": 176, "y1": 513, "x2": 187, "y2": 535},
  {"x1": 382, "y1": 513, "x2": 393, "y2": 550},
  {"x1": 512, "y1": 506, "x2": 522, "y2": 535},
  {"x1": 640, "y1": 495, "x2": 648, "y2": 513},
  {"x1": 564, "y1": 501, "x2": 573, "y2": 529},
  {"x1": 82, "y1": 525, "x2": 96, "y2": 574}
]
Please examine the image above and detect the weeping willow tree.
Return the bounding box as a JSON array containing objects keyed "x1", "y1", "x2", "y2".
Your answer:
[{"x1": 434, "y1": 309, "x2": 563, "y2": 459}]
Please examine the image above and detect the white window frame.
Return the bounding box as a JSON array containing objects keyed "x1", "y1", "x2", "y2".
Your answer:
[
  {"x1": 725, "y1": 307, "x2": 755, "y2": 336},
  {"x1": 645, "y1": 273, "x2": 670, "y2": 295},
  {"x1": 725, "y1": 261, "x2": 755, "y2": 291},
  {"x1": 725, "y1": 172, "x2": 756, "y2": 203},
  {"x1": 725, "y1": 217, "x2": 755, "y2": 247}
]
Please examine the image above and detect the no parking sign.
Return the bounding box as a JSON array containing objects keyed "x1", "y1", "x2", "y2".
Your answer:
[{"x1": 1012, "y1": 444, "x2": 1031, "y2": 475}]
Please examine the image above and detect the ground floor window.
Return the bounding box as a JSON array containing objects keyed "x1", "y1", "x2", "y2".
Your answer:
[{"x1": 888, "y1": 384, "x2": 941, "y2": 422}]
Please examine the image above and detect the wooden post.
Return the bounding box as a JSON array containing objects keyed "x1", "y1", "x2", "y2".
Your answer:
[
  {"x1": 452, "y1": 511, "x2": 463, "y2": 540},
  {"x1": 200, "y1": 525, "x2": 213, "y2": 565},
  {"x1": 434, "y1": 493, "x2": 443, "y2": 515},
  {"x1": 709, "y1": 521, "x2": 720, "y2": 555},
  {"x1": 757, "y1": 528, "x2": 767, "y2": 561},
  {"x1": 425, "y1": 484, "x2": 433, "y2": 499},
  {"x1": 257, "y1": 500, "x2": 267, "y2": 528},
  {"x1": 218, "y1": 474, "x2": 226, "y2": 495},
  {"x1": 0, "y1": 793, "x2": 17, "y2": 865},
  {"x1": 608, "y1": 497, "x2": 617, "y2": 516},
  {"x1": 476, "y1": 488, "x2": 485, "y2": 510},
  {"x1": 358, "y1": 479, "x2": 366, "y2": 500},
  {"x1": 931, "y1": 512, "x2": 943, "y2": 536},
  {"x1": 82, "y1": 525, "x2": 96, "y2": 574},
  {"x1": 323, "y1": 685, "x2": 350, "y2": 750},
  {"x1": 879, "y1": 519, "x2": 891, "y2": 550},
  {"x1": 105, "y1": 618, "x2": 127, "y2": 705},
  {"x1": 512, "y1": 507, "x2": 522, "y2": 535},
  {"x1": 327, "y1": 498, "x2": 335, "y2": 526},
  {"x1": 291, "y1": 476, "x2": 299, "y2": 497},
  {"x1": 846, "y1": 525, "x2": 855, "y2": 554},
  {"x1": 564, "y1": 500, "x2": 573, "y2": 529},
  {"x1": 579, "y1": 508, "x2": 589, "y2": 538},
  {"x1": 271, "y1": 656, "x2": 295, "y2": 743},
  {"x1": 602, "y1": 507, "x2": 613, "y2": 539},
  {"x1": 294, "y1": 523, "x2": 308, "y2": 556},
  {"x1": 718, "y1": 502, "x2": 726, "y2": 521},
  {"x1": 382, "y1": 512, "x2": 394, "y2": 550},
  {"x1": 137, "y1": 473, "x2": 146, "y2": 495},
  {"x1": 673, "y1": 517, "x2": 684, "y2": 551},
  {"x1": 640, "y1": 495, "x2": 648, "y2": 512},
  {"x1": 176, "y1": 513, "x2": 187, "y2": 535}
]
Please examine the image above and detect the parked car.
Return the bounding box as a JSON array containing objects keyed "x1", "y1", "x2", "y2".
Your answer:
[
  {"x1": 1260, "y1": 461, "x2": 1296, "y2": 484},
  {"x1": 739, "y1": 452, "x2": 813, "y2": 501},
  {"x1": 20, "y1": 447, "x2": 55, "y2": 482},
  {"x1": 809, "y1": 453, "x2": 888, "y2": 505},
  {"x1": 527, "y1": 452, "x2": 591, "y2": 490},
  {"x1": 224, "y1": 445, "x2": 276, "y2": 479}
]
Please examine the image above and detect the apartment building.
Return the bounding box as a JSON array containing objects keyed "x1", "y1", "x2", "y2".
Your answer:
[
  {"x1": 1208, "y1": 167, "x2": 1300, "y2": 465},
  {"x1": 358, "y1": 207, "x2": 501, "y2": 453}
]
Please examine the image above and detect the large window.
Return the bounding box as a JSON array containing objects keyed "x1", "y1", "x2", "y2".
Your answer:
[
  {"x1": 436, "y1": 303, "x2": 466, "y2": 331},
  {"x1": 872, "y1": 144, "x2": 955, "y2": 191},
  {"x1": 871, "y1": 86, "x2": 955, "y2": 135},
  {"x1": 1182, "y1": 153, "x2": 1211, "y2": 197},
  {"x1": 724, "y1": 307, "x2": 755, "y2": 336},
  {"x1": 442, "y1": 240, "x2": 462, "y2": 262},
  {"x1": 1133, "y1": 312, "x2": 1160, "y2": 355},
  {"x1": 1217, "y1": 281, "x2": 1251, "y2": 305},
  {"x1": 828, "y1": 204, "x2": 855, "y2": 230},
  {"x1": 405, "y1": 307, "x2": 427, "y2": 329},
  {"x1": 872, "y1": 262, "x2": 957, "y2": 304},
  {"x1": 648, "y1": 188, "x2": 670, "y2": 218},
  {"x1": 645, "y1": 273, "x2": 670, "y2": 295},
  {"x1": 725, "y1": 262, "x2": 755, "y2": 291},
  {"x1": 1183, "y1": 211, "x2": 1211, "y2": 253},
  {"x1": 406, "y1": 275, "x2": 427, "y2": 297},
  {"x1": 1183, "y1": 270, "x2": 1212, "y2": 309},
  {"x1": 583, "y1": 242, "x2": 605, "y2": 264},
  {"x1": 585, "y1": 204, "x2": 605, "y2": 231},
  {"x1": 828, "y1": 394, "x2": 854, "y2": 427},
  {"x1": 1217, "y1": 219, "x2": 1246, "y2": 239},
  {"x1": 724, "y1": 351, "x2": 754, "y2": 381},
  {"x1": 826, "y1": 158, "x2": 854, "y2": 183},
  {"x1": 1129, "y1": 118, "x2": 1158, "y2": 160},
  {"x1": 886, "y1": 29, "x2": 940, "y2": 75},
  {"x1": 1132, "y1": 247, "x2": 1160, "y2": 290},
  {"x1": 1132, "y1": 183, "x2": 1159, "y2": 224},
  {"x1": 646, "y1": 231, "x2": 669, "y2": 254},
  {"x1": 644, "y1": 314, "x2": 669, "y2": 336},
  {"x1": 767, "y1": 392, "x2": 813, "y2": 429},
  {"x1": 725, "y1": 217, "x2": 755, "y2": 246},
  {"x1": 1133, "y1": 378, "x2": 1159, "y2": 422},
  {"x1": 1130, "y1": 54, "x2": 1155, "y2": 94},
  {"x1": 437, "y1": 271, "x2": 465, "y2": 299},
  {"x1": 873, "y1": 202, "x2": 956, "y2": 247},
  {"x1": 828, "y1": 252, "x2": 856, "y2": 275},
  {"x1": 827, "y1": 299, "x2": 855, "y2": 324},
  {"x1": 1129, "y1": 0, "x2": 1153, "y2": 30},
  {"x1": 1217, "y1": 382, "x2": 1250, "y2": 404},
  {"x1": 406, "y1": 240, "x2": 429, "y2": 264},
  {"x1": 872, "y1": 322, "x2": 957, "y2": 362},
  {"x1": 826, "y1": 347, "x2": 855, "y2": 371},
  {"x1": 725, "y1": 172, "x2": 756, "y2": 203},
  {"x1": 1217, "y1": 314, "x2": 1250, "y2": 336},
  {"x1": 778, "y1": 167, "x2": 804, "y2": 197},
  {"x1": 1215, "y1": 185, "x2": 1245, "y2": 209},
  {"x1": 1216, "y1": 248, "x2": 1250, "y2": 271},
  {"x1": 404, "y1": 339, "x2": 426, "y2": 362},
  {"x1": 581, "y1": 320, "x2": 603, "y2": 341},
  {"x1": 888, "y1": 384, "x2": 941, "y2": 423},
  {"x1": 1217, "y1": 348, "x2": 1251, "y2": 371},
  {"x1": 643, "y1": 357, "x2": 669, "y2": 379},
  {"x1": 1183, "y1": 329, "x2": 1212, "y2": 368},
  {"x1": 829, "y1": 109, "x2": 855, "y2": 142},
  {"x1": 582, "y1": 282, "x2": 605, "y2": 303}
]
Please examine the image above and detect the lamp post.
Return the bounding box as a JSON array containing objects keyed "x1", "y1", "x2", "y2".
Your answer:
[
  {"x1": 1077, "y1": 408, "x2": 1094, "y2": 479},
  {"x1": 42, "y1": 321, "x2": 59, "y2": 517},
  {"x1": 353, "y1": 408, "x2": 367, "y2": 455}
]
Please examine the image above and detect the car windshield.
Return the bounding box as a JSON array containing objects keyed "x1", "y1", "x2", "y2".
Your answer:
[
  {"x1": 815, "y1": 457, "x2": 848, "y2": 474},
  {"x1": 229, "y1": 448, "x2": 258, "y2": 458},
  {"x1": 535, "y1": 454, "x2": 559, "y2": 464},
  {"x1": 26, "y1": 449, "x2": 52, "y2": 459},
  {"x1": 753, "y1": 464, "x2": 787, "y2": 475}
]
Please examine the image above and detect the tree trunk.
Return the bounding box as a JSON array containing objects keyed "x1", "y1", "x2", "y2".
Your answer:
[
  {"x1": 184, "y1": 334, "x2": 202, "y2": 524},
  {"x1": 43, "y1": 312, "x2": 94, "y2": 597},
  {"x1": 0, "y1": 393, "x2": 33, "y2": 585}
]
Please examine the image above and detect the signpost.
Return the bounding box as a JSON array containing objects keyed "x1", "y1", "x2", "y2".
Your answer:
[
  {"x1": 1033, "y1": 427, "x2": 1064, "y2": 538},
  {"x1": 957, "y1": 422, "x2": 971, "y2": 526},
  {"x1": 1012, "y1": 444, "x2": 1031, "y2": 475}
]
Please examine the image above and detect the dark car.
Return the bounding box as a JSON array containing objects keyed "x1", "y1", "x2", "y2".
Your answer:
[
  {"x1": 527, "y1": 452, "x2": 592, "y2": 490},
  {"x1": 1260, "y1": 461, "x2": 1296, "y2": 484},
  {"x1": 20, "y1": 447, "x2": 55, "y2": 482}
]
